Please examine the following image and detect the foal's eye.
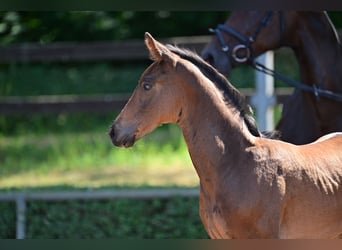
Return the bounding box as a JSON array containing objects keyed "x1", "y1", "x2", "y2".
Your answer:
[{"x1": 143, "y1": 83, "x2": 152, "y2": 91}]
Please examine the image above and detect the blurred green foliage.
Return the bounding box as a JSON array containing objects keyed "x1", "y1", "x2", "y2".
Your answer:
[
  {"x1": 0, "y1": 11, "x2": 340, "y2": 45},
  {"x1": 329, "y1": 11, "x2": 342, "y2": 28},
  {"x1": 0, "y1": 197, "x2": 208, "y2": 239},
  {"x1": 0, "y1": 63, "x2": 145, "y2": 96},
  {"x1": 0, "y1": 202, "x2": 16, "y2": 238},
  {"x1": 0, "y1": 11, "x2": 228, "y2": 44}
]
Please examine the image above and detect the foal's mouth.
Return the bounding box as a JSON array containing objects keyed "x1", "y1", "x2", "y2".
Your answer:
[{"x1": 109, "y1": 126, "x2": 136, "y2": 148}]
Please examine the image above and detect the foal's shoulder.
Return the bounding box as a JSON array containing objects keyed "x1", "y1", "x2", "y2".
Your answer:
[{"x1": 246, "y1": 137, "x2": 295, "y2": 158}]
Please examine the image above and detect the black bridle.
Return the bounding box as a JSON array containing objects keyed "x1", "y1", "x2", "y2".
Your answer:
[
  {"x1": 209, "y1": 11, "x2": 342, "y2": 103},
  {"x1": 209, "y1": 11, "x2": 275, "y2": 64}
]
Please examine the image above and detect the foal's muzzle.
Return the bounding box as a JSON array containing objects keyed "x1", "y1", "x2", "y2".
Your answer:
[{"x1": 109, "y1": 123, "x2": 136, "y2": 148}]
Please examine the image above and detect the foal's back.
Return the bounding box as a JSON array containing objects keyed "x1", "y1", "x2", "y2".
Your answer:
[{"x1": 254, "y1": 133, "x2": 342, "y2": 238}]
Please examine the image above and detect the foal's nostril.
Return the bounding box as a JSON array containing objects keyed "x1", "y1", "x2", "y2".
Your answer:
[
  {"x1": 109, "y1": 124, "x2": 121, "y2": 147},
  {"x1": 108, "y1": 123, "x2": 136, "y2": 148},
  {"x1": 109, "y1": 125, "x2": 116, "y2": 140}
]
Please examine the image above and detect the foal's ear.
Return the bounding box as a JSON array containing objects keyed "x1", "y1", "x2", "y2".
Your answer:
[{"x1": 145, "y1": 32, "x2": 171, "y2": 62}]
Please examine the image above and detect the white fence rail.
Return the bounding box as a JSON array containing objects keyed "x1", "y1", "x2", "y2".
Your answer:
[
  {"x1": 251, "y1": 51, "x2": 277, "y2": 131},
  {"x1": 0, "y1": 188, "x2": 199, "y2": 239}
]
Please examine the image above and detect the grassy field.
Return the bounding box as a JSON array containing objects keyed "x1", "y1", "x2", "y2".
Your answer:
[{"x1": 0, "y1": 118, "x2": 197, "y2": 189}]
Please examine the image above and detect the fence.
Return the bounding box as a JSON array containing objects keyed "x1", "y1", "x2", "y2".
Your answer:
[
  {"x1": 0, "y1": 188, "x2": 199, "y2": 239},
  {"x1": 0, "y1": 35, "x2": 293, "y2": 119}
]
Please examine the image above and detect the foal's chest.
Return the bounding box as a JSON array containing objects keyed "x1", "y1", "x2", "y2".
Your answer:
[
  {"x1": 199, "y1": 193, "x2": 233, "y2": 239},
  {"x1": 204, "y1": 205, "x2": 232, "y2": 239}
]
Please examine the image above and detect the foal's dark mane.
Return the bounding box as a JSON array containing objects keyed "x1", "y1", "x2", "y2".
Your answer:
[{"x1": 166, "y1": 44, "x2": 263, "y2": 137}]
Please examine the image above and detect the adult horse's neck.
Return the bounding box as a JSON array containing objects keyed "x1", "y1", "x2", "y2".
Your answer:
[
  {"x1": 291, "y1": 13, "x2": 342, "y2": 93},
  {"x1": 175, "y1": 63, "x2": 255, "y2": 192},
  {"x1": 277, "y1": 12, "x2": 342, "y2": 144}
]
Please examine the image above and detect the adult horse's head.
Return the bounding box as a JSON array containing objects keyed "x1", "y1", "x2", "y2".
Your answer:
[
  {"x1": 201, "y1": 11, "x2": 298, "y2": 76},
  {"x1": 109, "y1": 33, "x2": 184, "y2": 147}
]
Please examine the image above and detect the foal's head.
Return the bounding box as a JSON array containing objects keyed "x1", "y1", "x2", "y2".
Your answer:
[
  {"x1": 110, "y1": 33, "x2": 185, "y2": 147},
  {"x1": 109, "y1": 32, "x2": 269, "y2": 147}
]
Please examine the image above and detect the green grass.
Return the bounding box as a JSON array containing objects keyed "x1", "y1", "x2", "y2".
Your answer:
[{"x1": 0, "y1": 114, "x2": 196, "y2": 189}]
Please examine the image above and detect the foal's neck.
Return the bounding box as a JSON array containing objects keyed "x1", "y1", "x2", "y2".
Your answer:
[{"x1": 177, "y1": 72, "x2": 255, "y2": 185}]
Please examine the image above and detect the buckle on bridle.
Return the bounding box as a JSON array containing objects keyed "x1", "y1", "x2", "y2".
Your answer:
[
  {"x1": 232, "y1": 44, "x2": 250, "y2": 63},
  {"x1": 209, "y1": 26, "x2": 252, "y2": 64},
  {"x1": 313, "y1": 84, "x2": 320, "y2": 101}
]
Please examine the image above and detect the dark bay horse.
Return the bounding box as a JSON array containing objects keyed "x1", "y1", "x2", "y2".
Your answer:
[
  {"x1": 109, "y1": 32, "x2": 342, "y2": 238},
  {"x1": 201, "y1": 11, "x2": 342, "y2": 145}
]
